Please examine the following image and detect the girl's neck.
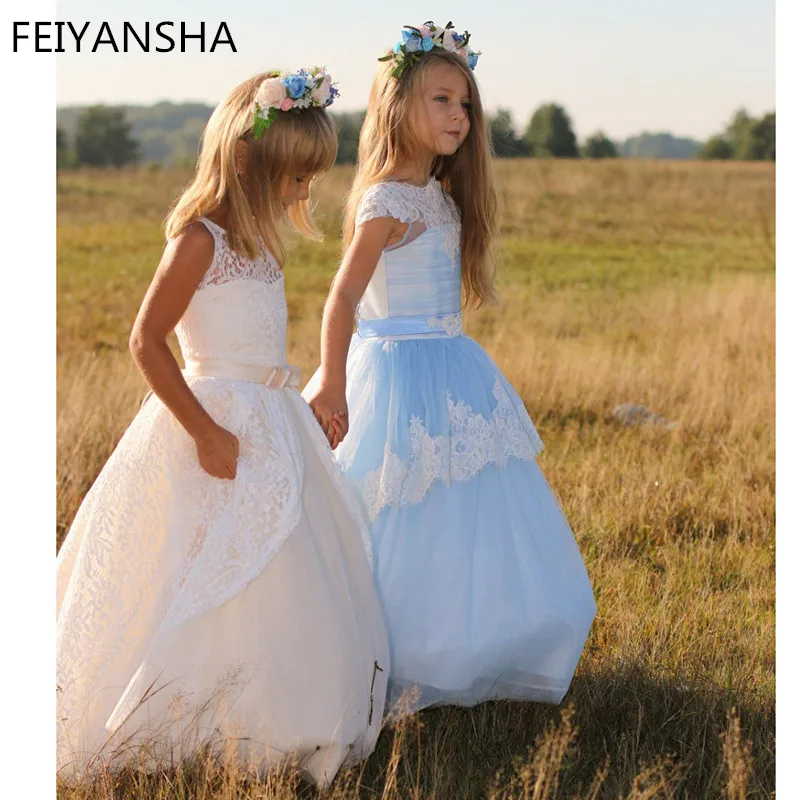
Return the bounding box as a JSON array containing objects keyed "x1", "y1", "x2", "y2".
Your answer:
[{"x1": 391, "y1": 158, "x2": 435, "y2": 187}]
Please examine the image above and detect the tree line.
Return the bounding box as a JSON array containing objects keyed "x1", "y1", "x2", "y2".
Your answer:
[
  {"x1": 56, "y1": 103, "x2": 775, "y2": 169},
  {"x1": 696, "y1": 109, "x2": 775, "y2": 161}
]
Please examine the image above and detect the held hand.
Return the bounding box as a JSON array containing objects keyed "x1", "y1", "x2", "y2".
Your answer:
[
  {"x1": 194, "y1": 423, "x2": 240, "y2": 480},
  {"x1": 329, "y1": 410, "x2": 349, "y2": 450},
  {"x1": 306, "y1": 387, "x2": 348, "y2": 449}
]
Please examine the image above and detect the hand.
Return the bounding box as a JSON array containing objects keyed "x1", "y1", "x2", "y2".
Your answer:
[
  {"x1": 329, "y1": 410, "x2": 349, "y2": 450},
  {"x1": 194, "y1": 423, "x2": 240, "y2": 479},
  {"x1": 306, "y1": 386, "x2": 348, "y2": 449}
]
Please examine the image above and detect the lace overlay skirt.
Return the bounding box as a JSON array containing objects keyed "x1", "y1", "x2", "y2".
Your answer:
[{"x1": 56, "y1": 382, "x2": 389, "y2": 787}]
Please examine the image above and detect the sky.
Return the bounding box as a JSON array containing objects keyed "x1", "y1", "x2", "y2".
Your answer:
[{"x1": 53, "y1": 0, "x2": 775, "y2": 141}]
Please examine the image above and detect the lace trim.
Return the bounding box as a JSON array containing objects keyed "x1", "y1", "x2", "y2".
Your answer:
[
  {"x1": 197, "y1": 218, "x2": 283, "y2": 290},
  {"x1": 427, "y1": 312, "x2": 463, "y2": 336},
  {"x1": 354, "y1": 376, "x2": 544, "y2": 521},
  {"x1": 441, "y1": 224, "x2": 460, "y2": 270},
  {"x1": 356, "y1": 180, "x2": 461, "y2": 269}
]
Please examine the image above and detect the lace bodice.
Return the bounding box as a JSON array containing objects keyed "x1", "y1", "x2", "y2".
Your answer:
[
  {"x1": 356, "y1": 177, "x2": 461, "y2": 262},
  {"x1": 175, "y1": 218, "x2": 288, "y2": 366},
  {"x1": 355, "y1": 179, "x2": 463, "y2": 336}
]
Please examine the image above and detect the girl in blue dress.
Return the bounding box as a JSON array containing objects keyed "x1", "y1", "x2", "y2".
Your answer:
[{"x1": 304, "y1": 22, "x2": 596, "y2": 713}]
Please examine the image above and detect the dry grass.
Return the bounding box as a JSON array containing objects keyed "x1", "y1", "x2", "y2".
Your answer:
[{"x1": 56, "y1": 159, "x2": 775, "y2": 798}]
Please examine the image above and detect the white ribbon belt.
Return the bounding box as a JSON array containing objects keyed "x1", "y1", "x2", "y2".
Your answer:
[{"x1": 183, "y1": 359, "x2": 302, "y2": 389}]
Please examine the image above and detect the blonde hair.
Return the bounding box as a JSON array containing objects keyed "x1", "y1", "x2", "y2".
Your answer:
[
  {"x1": 343, "y1": 50, "x2": 498, "y2": 308},
  {"x1": 165, "y1": 71, "x2": 337, "y2": 263}
]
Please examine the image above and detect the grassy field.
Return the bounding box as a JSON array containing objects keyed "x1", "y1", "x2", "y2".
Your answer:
[{"x1": 56, "y1": 159, "x2": 775, "y2": 799}]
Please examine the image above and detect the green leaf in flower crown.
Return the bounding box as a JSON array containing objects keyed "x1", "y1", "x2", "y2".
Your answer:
[
  {"x1": 267, "y1": 107, "x2": 278, "y2": 126},
  {"x1": 378, "y1": 53, "x2": 394, "y2": 62},
  {"x1": 253, "y1": 114, "x2": 268, "y2": 140}
]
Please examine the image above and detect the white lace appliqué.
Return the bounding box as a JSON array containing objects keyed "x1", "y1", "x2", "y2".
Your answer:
[
  {"x1": 428, "y1": 312, "x2": 463, "y2": 336},
  {"x1": 356, "y1": 180, "x2": 462, "y2": 270},
  {"x1": 355, "y1": 376, "x2": 544, "y2": 521}
]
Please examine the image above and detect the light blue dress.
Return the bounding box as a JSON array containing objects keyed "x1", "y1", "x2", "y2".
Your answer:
[{"x1": 305, "y1": 177, "x2": 596, "y2": 713}]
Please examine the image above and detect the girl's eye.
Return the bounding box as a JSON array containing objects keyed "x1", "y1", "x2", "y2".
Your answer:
[
  {"x1": 462, "y1": 102, "x2": 472, "y2": 111},
  {"x1": 434, "y1": 96, "x2": 448, "y2": 103}
]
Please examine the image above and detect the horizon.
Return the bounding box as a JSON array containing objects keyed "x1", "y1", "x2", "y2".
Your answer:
[
  {"x1": 55, "y1": 0, "x2": 775, "y2": 141},
  {"x1": 56, "y1": 98, "x2": 753, "y2": 144}
]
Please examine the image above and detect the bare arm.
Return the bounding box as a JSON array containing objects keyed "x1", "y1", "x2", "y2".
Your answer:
[
  {"x1": 307, "y1": 216, "x2": 399, "y2": 446},
  {"x1": 129, "y1": 223, "x2": 239, "y2": 479}
]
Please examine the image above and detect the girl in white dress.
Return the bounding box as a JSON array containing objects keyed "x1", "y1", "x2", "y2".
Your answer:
[{"x1": 56, "y1": 69, "x2": 389, "y2": 788}]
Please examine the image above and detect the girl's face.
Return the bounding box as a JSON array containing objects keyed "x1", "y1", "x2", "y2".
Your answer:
[
  {"x1": 413, "y1": 61, "x2": 472, "y2": 158},
  {"x1": 279, "y1": 172, "x2": 312, "y2": 208}
]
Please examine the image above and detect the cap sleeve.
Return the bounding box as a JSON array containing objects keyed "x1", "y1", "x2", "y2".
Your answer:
[{"x1": 355, "y1": 182, "x2": 423, "y2": 228}]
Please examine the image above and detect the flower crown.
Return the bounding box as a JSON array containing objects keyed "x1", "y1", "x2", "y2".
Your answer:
[
  {"x1": 379, "y1": 21, "x2": 480, "y2": 79},
  {"x1": 252, "y1": 67, "x2": 339, "y2": 139}
]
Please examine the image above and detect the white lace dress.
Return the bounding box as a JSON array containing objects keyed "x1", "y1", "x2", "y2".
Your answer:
[
  {"x1": 56, "y1": 218, "x2": 389, "y2": 787},
  {"x1": 304, "y1": 178, "x2": 597, "y2": 713}
]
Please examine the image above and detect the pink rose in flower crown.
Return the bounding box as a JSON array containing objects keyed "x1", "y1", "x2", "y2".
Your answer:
[
  {"x1": 255, "y1": 77, "x2": 285, "y2": 110},
  {"x1": 443, "y1": 29, "x2": 459, "y2": 52},
  {"x1": 417, "y1": 23, "x2": 432, "y2": 37},
  {"x1": 280, "y1": 97, "x2": 294, "y2": 111}
]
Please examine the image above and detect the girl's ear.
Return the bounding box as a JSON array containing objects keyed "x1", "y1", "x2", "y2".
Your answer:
[{"x1": 234, "y1": 139, "x2": 248, "y2": 176}]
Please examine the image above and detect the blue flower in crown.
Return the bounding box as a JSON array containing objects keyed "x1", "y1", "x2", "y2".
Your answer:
[
  {"x1": 379, "y1": 20, "x2": 481, "y2": 79},
  {"x1": 283, "y1": 74, "x2": 307, "y2": 99},
  {"x1": 402, "y1": 29, "x2": 422, "y2": 53},
  {"x1": 324, "y1": 85, "x2": 340, "y2": 107}
]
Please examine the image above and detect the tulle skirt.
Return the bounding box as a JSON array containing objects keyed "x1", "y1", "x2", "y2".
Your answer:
[{"x1": 306, "y1": 333, "x2": 596, "y2": 713}]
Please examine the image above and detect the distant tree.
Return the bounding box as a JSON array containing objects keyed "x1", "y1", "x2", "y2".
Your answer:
[
  {"x1": 523, "y1": 103, "x2": 579, "y2": 158},
  {"x1": 331, "y1": 111, "x2": 366, "y2": 164},
  {"x1": 697, "y1": 134, "x2": 734, "y2": 160},
  {"x1": 583, "y1": 131, "x2": 618, "y2": 159},
  {"x1": 618, "y1": 132, "x2": 701, "y2": 159},
  {"x1": 726, "y1": 108, "x2": 757, "y2": 160},
  {"x1": 489, "y1": 109, "x2": 530, "y2": 157},
  {"x1": 697, "y1": 109, "x2": 775, "y2": 162},
  {"x1": 750, "y1": 111, "x2": 776, "y2": 161},
  {"x1": 74, "y1": 106, "x2": 140, "y2": 167},
  {"x1": 56, "y1": 126, "x2": 74, "y2": 168}
]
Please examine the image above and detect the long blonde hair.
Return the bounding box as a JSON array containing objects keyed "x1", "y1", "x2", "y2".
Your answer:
[
  {"x1": 343, "y1": 50, "x2": 498, "y2": 307},
  {"x1": 165, "y1": 71, "x2": 337, "y2": 263}
]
